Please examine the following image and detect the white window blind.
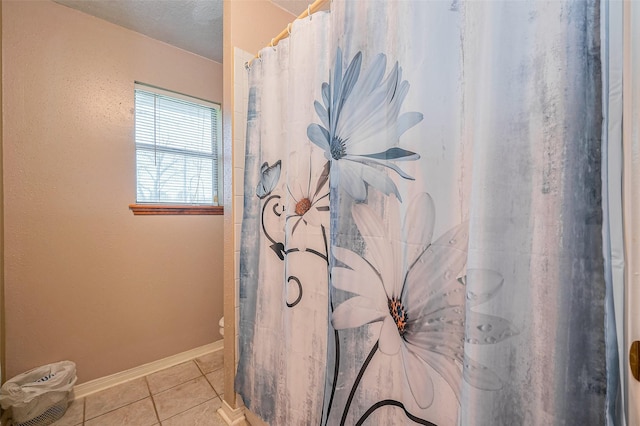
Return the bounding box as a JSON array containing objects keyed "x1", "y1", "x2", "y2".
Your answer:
[{"x1": 134, "y1": 83, "x2": 220, "y2": 205}]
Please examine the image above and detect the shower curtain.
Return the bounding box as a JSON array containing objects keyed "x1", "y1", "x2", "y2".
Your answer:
[{"x1": 237, "y1": 1, "x2": 618, "y2": 424}]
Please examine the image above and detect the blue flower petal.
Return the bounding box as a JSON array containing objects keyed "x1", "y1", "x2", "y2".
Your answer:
[
  {"x1": 358, "y1": 53, "x2": 386, "y2": 96},
  {"x1": 338, "y1": 51, "x2": 362, "y2": 109},
  {"x1": 361, "y1": 147, "x2": 420, "y2": 161},
  {"x1": 306, "y1": 124, "x2": 330, "y2": 151},
  {"x1": 332, "y1": 48, "x2": 343, "y2": 106},
  {"x1": 314, "y1": 101, "x2": 329, "y2": 129},
  {"x1": 359, "y1": 163, "x2": 402, "y2": 201},
  {"x1": 321, "y1": 82, "x2": 330, "y2": 109},
  {"x1": 336, "y1": 161, "x2": 368, "y2": 202},
  {"x1": 346, "y1": 155, "x2": 416, "y2": 181},
  {"x1": 397, "y1": 112, "x2": 424, "y2": 138}
]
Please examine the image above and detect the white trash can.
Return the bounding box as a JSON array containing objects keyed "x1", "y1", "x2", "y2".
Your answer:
[{"x1": 0, "y1": 361, "x2": 77, "y2": 426}]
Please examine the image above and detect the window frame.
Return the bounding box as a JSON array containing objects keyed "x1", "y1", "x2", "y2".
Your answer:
[{"x1": 131, "y1": 82, "x2": 223, "y2": 216}]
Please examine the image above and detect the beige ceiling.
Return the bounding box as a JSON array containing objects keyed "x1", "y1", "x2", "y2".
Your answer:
[{"x1": 52, "y1": 0, "x2": 318, "y2": 63}]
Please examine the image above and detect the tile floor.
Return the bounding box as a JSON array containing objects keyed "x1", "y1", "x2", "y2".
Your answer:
[{"x1": 47, "y1": 350, "x2": 241, "y2": 426}]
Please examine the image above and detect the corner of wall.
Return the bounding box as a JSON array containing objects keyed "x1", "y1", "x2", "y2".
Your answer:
[
  {"x1": 0, "y1": 0, "x2": 6, "y2": 387},
  {"x1": 222, "y1": 0, "x2": 238, "y2": 412}
]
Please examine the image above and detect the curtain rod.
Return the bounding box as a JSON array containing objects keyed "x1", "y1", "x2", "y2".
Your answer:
[{"x1": 247, "y1": 0, "x2": 330, "y2": 66}]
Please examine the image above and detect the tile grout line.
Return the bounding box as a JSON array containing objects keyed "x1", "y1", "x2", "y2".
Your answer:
[
  {"x1": 71, "y1": 357, "x2": 223, "y2": 425},
  {"x1": 83, "y1": 376, "x2": 201, "y2": 424},
  {"x1": 152, "y1": 375, "x2": 205, "y2": 398},
  {"x1": 148, "y1": 365, "x2": 215, "y2": 423},
  {"x1": 203, "y1": 370, "x2": 224, "y2": 399},
  {"x1": 144, "y1": 376, "x2": 162, "y2": 426},
  {"x1": 147, "y1": 360, "x2": 203, "y2": 395},
  {"x1": 193, "y1": 358, "x2": 207, "y2": 376},
  {"x1": 157, "y1": 394, "x2": 219, "y2": 423},
  {"x1": 200, "y1": 364, "x2": 223, "y2": 398},
  {"x1": 158, "y1": 395, "x2": 222, "y2": 424},
  {"x1": 84, "y1": 393, "x2": 149, "y2": 422},
  {"x1": 203, "y1": 373, "x2": 217, "y2": 395}
]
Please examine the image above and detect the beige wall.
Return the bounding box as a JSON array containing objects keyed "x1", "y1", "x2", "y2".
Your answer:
[
  {"x1": 228, "y1": 1, "x2": 298, "y2": 57},
  {"x1": 3, "y1": 0, "x2": 224, "y2": 383},
  {"x1": 222, "y1": 0, "x2": 295, "y2": 411}
]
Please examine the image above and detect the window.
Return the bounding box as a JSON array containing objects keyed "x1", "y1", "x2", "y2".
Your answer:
[{"x1": 130, "y1": 83, "x2": 222, "y2": 215}]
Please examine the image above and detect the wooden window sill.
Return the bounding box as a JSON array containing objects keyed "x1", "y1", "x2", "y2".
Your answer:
[{"x1": 129, "y1": 204, "x2": 224, "y2": 215}]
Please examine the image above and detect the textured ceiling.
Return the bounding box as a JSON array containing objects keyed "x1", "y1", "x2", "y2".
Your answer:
[
  {"x1": 54, "y1": 0, "x2": 225, "y2": 62},
  {"x1": 52, "y1": 0, "x2": 326, "y2": 63}
]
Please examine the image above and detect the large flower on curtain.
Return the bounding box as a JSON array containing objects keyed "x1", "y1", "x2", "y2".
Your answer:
[
  {"x1": 331, "y1": 194, "x2": 518, "y2": 409},
  {"x1": 284, "y1": 150, "x2": 329, "y2": 244},
  {"x1": 307, "y1": 49, "x2": 423, "y2": 202}
]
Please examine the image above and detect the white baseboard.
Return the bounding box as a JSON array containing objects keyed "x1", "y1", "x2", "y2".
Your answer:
[{"x1": 73, "y1": 340, "x2": 223, "y2": 400}]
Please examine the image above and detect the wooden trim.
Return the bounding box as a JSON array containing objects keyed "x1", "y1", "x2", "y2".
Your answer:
[
  {"x1": 129, "y1": 204, "x2": 223, "y2": 215},
  {"x1": 218, "y1": 400, "x2": 247, "y2": 425}
]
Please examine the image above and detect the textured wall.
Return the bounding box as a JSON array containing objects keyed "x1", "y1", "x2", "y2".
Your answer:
[{"x1": 3, "y1": 0, "x2": 224, "y2": 383}]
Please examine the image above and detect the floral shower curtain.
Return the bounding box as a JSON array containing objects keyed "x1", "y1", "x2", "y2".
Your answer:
[{"x1": 237, "y1": 1, "x2": 617, "y2": 425}]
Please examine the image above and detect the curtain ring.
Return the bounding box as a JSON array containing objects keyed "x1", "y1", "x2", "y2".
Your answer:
[
  {"x1": 244, "y1": 61, "x2": 250, "y2": 71},
  {"x1": 271, "y1": 38, "x2": 276, "y2": 50},
  {"x1": 287, "y1": 23, "x2": 292, "y2": 35},
  {"x1": 257, "y1": 51, "x2": 263, "y2": 62},
  {"x1": 308, "y1": 4, "x2": 312, "y2": 19}
]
